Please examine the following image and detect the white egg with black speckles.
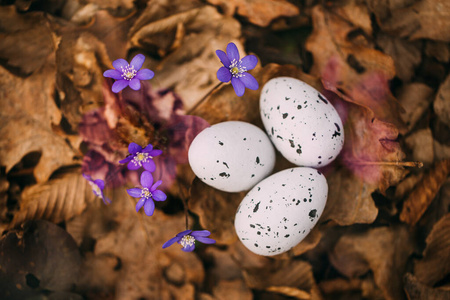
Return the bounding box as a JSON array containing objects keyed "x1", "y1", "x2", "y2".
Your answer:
[
  {"x1": 188, "y1": 121, "x2": 276, "y2": 193},
  {"x1": 260, "y1": 77, "x2": 344, "y2": 168},
  {"x1": 234, "y1": 167, "x2": 328, "y2": 256}
]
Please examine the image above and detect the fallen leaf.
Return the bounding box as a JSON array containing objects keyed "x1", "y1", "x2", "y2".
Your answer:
[
  {"x1": 0, "y1": 220, "x2": 81, "y2": 300},
  {"x1": 365, "y1": 0, "x2": 415, "y2": 22},
  {"x1": 189, "y1": 178, "x2": 245, "y2": 245},
  {"x1": 306, "y1": 5, "x2": 405, "y2": 131},
  {"x1": 329, "y1": 226, "x2": 414, "y2": 300},
  {"x1": 376, "y1": 34, "x2": 422, "y2": 82},
  {"x1": 213, "y1": 279, "x2": 253, "y2": 300},
  {"x1": 425, "y1": 41, "x2": 450, "y2": 63},
  {"x1": 395, "y1": 173, "x2": 424, "y2": 200},
  {"x1": 414, "y1": 213, "x2": 450, "y2": 286},
  {"x1": 9, "y1": 170, "x2": 97, "y2": 229},
  {"x1": 404, "y1": 128, "x2": 435, "y2": 166},
  {"x1": 0, "y1": 63, "x2": 79, "y2": 183},
  {"x1": 397, "y1": 82, "x2": 435, "y2": 132},
  {"x1": 400, "y1": 159, "x2": 450, "y2": 226},
  {"x1": 290, "y1": 226, "x2": 322, "y2": 257},
  {"x1": 0, "y1": 6, "x2": 57, "y2": 75},
  {"x1": 434, "y1": 74, "x2": 450, "y2": 128},
  {"x1": 380, "y1": 0, "x2": 450, "y2": 42},
  {"x1": 206, "y1": 0, "x2": 299, "y2": 27},
  {"x1": 319, "y1": 277, "x2": 384, "y2": 299},
  {"x1": 404, "y1": 273, "x2": 450, "y2": 300}
]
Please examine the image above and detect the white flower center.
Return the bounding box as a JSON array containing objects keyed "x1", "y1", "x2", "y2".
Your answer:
[
  {"x1": 132, "y1": 152, "x2": 151, "y2": 167},
  {"x1": 88, "y1": 181, "x2": 101, "y2": 197},
  {"x1": 180, "y1": 235, "x2": 195, "y2": 248},
  {"x1": 229, "y1": 59, "x2": 247, "y2": 78},
  {"x1": 121, "y1": 65, "x2": 137, "y2": 80},
  {"x1": 141, "y1": 187, "x2": 152, "y2": 199}
]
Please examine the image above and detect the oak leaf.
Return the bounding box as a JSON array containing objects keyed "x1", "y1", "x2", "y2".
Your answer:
[
  {"x1": 434, "y1": 74, "x2": 450, "y2": 128},
  {"x1": 404, "y1": 273, "x2": 450, "y2": 300}
]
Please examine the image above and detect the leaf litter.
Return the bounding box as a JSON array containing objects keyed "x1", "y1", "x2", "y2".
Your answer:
[{"x1": 0, "y1": 0, "x2": 449, "y2": 299}]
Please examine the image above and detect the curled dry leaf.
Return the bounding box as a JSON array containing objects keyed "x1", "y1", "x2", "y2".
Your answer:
[
  {"x1": 0, "y1": 64, "x2": 79, "y2": 183},
  {"x1": 9, "y1": 170, "x2": 97, "y2": 229},
  {"x1": 414, "y1": 213, "x2": 450, "y2": 286},
  {"x1": 212, "y1": 279, "x2": 253, "y2": 300},
  {"x1": 0, "y1": 220, "x2": 81, "y2": 300},
  {"x1": 380, "y1": 0, "x2": 450, "y2": 42},
  {"x1": 306, "y1": 5, "x2": 405, "y2": 131},
  {"x1": 404, "y1": 128, "x2": 435, "y2": 166},
  {"x1": 404, "y1": 273, "x2": 450, "y2": 300},
  {"x1": 0, "y1": 6, "x2": 57, "y2": 75},
  {"x1": 206, "y1": 0, "x2": 299, "y2": 27},
  {"x1": 189, "y1": 178, "x2": 245, "y2": 245},
  {"x1": 397, "y1": 82, "x2": 434, "y2": 132},
  {"x1": 329, "y1": 226, "x2": 414, "y2": 300},
  {"x1": 400, "y1": 159, "x2": 450, "y2": 226},
  {"x1": 425, "y1": 41, "x2": 450, "y2": 63},
  {"x1": 434, "y1": 74, "x2": 450, "y2": 128}
]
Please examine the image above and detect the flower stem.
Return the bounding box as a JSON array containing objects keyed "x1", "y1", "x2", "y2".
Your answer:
[
  {"x1": 177, "y1": 183, "x2": 190, "y2": 230},
  {"x1": 186, "y1": 82, "x2": 223, "y2": 115}
]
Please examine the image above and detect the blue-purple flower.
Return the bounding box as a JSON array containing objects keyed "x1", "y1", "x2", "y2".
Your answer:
[
  {"x1": 103, "y1": 54, "x2": 155, "y2": 93},
  {"x1": 127, "y1": 171, "x2": 167, "y2": 216},
  {"x1": 119, "y1": 142, "x2": 162, "y2": 172},
  {"x1": 162, "y1": 230, "x2": 216, "y2": 252},
  {"x1": 82, "y1": 174, "x2": 111, "y2": 205},
  {"x1": 216, "y1": 42, "x2": 259, "y2": 97}
]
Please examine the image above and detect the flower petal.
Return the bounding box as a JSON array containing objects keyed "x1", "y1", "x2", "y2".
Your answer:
[
  {"x1": 136, "y1": 69, "x2": 154, "y2": 80},
  {"x1": 191, "y1": 230, "x2": 211, "y2": 237},
  {"x1": 128, "y1": 142, "x2": 142, "y2": 154},
  {"x1": 152, "y1": 190, "x2": 167, "y2": 201},
  {"x1": 217, "y1": 66, "x2": 231, "y2": 83},
  {"x1": 148, "y1": 149, "x2": 162, "y2": 157},
  {"x1": 216, "y1": 49, "x2": 231, "y2": 67},
  {"x1": 127, "y1": 188, "x2": 142, "y2": 198},
  {"x1": 112, "y1": 80, "x2": 129, "y2": 93},
  {"x1": 93, "y1": 179, "x2": 105, "y2": 190},
  {"x1": 135, "y1": 198, "x2": 145, "y2": 212},
  {"x1": 140, "y1": 171, "x2": 154, "y2": 188},
  {"x1": 195, "y1": 236, "x2": 216, "y2": 244},
  {"x1": 226, "y1": 42, "x2": 240, "y2": 62},
  {"x1": 130, "y1": 54, "x2": 145, "y2": 70},
  {"x1": 142, "y1": 144, "x2": 153, "y2": 152},
  {"x1": 119, "y1": 156, "x2": 133, "y2": 164},
  {"x1": 162, "y1": 236, "x2": 181, "y2": 248},
  {"x1": 129, "y1": 78, "x2": 141, "y2": 90},
  {"x1": 240, "y1": 55, "x2": 258, "y2": 70},
  {"x1": 231, "y1": 77, "x2": 245, "y2": 97},
  {"x1": 103, "y1": 69, "x2": 122, "y2": 79},
  {"x1": 127, "y1": 160, "x2": 141, "y2": 170},
  {"x1": 177, "y1": 230, "x2": 192, "y2": 237},
  {"x1": 82, "y1": 174, "x2": 92, "y2": 182},
  {"x1": 239, "y1": 73, "x2": 259, "y2": 90},
  {"x1": 143, "y1": 199, "x2": 155, "y2": 216},
  {"x1": 182, "y1": 243, "x2": 196, "y2": 252},
  {"x1": 142, "y1": 159, "x2": 156, "y2": 173},
  {"x1": 151, "y1": 180, "x2": 163, "y2": 191},
  {"x1": 102, "y1": 196, "x2": 111, "y2": 205},
  {"x1": 112, "y1": 58, "x2": 129, "y2": 70}
]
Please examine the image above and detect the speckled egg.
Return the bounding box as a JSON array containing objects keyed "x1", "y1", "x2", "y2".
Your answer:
[
  {"x1": 260, "y1": 77, "x2": 344, "y2": 168},
  {"x1": 234, "y1": 167, "x2": 328, "y2": 256},
  {"x1": 188, "y1": 121, "x2": 276, "y2": 193}
]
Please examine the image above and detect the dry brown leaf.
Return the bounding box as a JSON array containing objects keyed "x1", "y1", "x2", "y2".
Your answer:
[
  {"x1": 414, "y1": 213, "x2": 450, "y2": 286},
  {"x1": 365, "y1": 0, "x2": 415, "y2": 21},
  {"x1": 189, "y1": 178, "x2": 245, "y2": 245},
  {"x1": 290, "y1": 226, "x2": 322, "y2": 256},
  {"x1": 0, "y1": 6, "x2": 57, "y2": 75},
  {"x1": 404, "y1": 128, "x2": 435, "y2": 166},
  {"x1": 0, "y1": 63, "x2": 79, "y2": 183},
  {"x1": 404, "y1": 273, "x2": 450, "y2": 300},
  {"x1": 306, "y1": 5, "x2": 405, "y2": 131},
  {"x1": 381, "y1": 0, "x2": 450, "y2": 42},
  {"x1": 213, "y1": 279, "x2": 253, "y2": 300},
  {"x1": 400, "y1": 159, "x2": 450, "y2": 226},
  {"x1": 9, "y1": 171, "x2": 97, "y2": 228},
  {"x1": 395, "y1": 173, "x2": 424, "y2": 200},
  {"x1": 425, "y1": 41, "x2": 450, "y2": 63},
  {"x1": 319, "y1": 277, "x2": 382, "y2": 298},
  {"x1": 376, "y1": 34, "x2": 421, "y2": 82},
  {"x1": 329, "y1": 226, "x2": 414, "y2": 300},
  {"x1": 434, "y1": 74, "x2": 450, "y2": 128},
  {"x1": 397, "y1": 82, "x2": 434, "y2": 132},
  {"x1": 206, "y1": 0, "x2": 299, "y2": 27},
  {"x1": 266, "y1": 286, "x2": 311, "y2": 300}
]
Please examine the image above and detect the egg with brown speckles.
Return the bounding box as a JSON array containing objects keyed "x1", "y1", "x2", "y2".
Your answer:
[
  {"x1": 188, "y1": 121, "x2": 276, "y2": 193},
  {"x1": 234, "y1": 167, "x2": 328, "y2": 256},
  {"x1": 260, "y1": 77, "x2": 344, "y2": 168}
]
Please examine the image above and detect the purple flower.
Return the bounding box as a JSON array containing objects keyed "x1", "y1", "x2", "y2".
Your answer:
[
  {"x1": 216, "y1": 42, "x2": 259, "y2": 97},
  {"x1": 103, "y1": 54, "x2": 155, "y2": 93},
  {"x1": 82, "y1": 174, "x2": 111, "y2": 205},
  {"x1": 119, "y1": 142, "x2": 162, "y2": 172},
  {"x1": 127, "y1": 171, "x2": 167, "y2": 216},
  {"x1": 162, "y1": 230, "x2": 216, "y2": 252}
]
